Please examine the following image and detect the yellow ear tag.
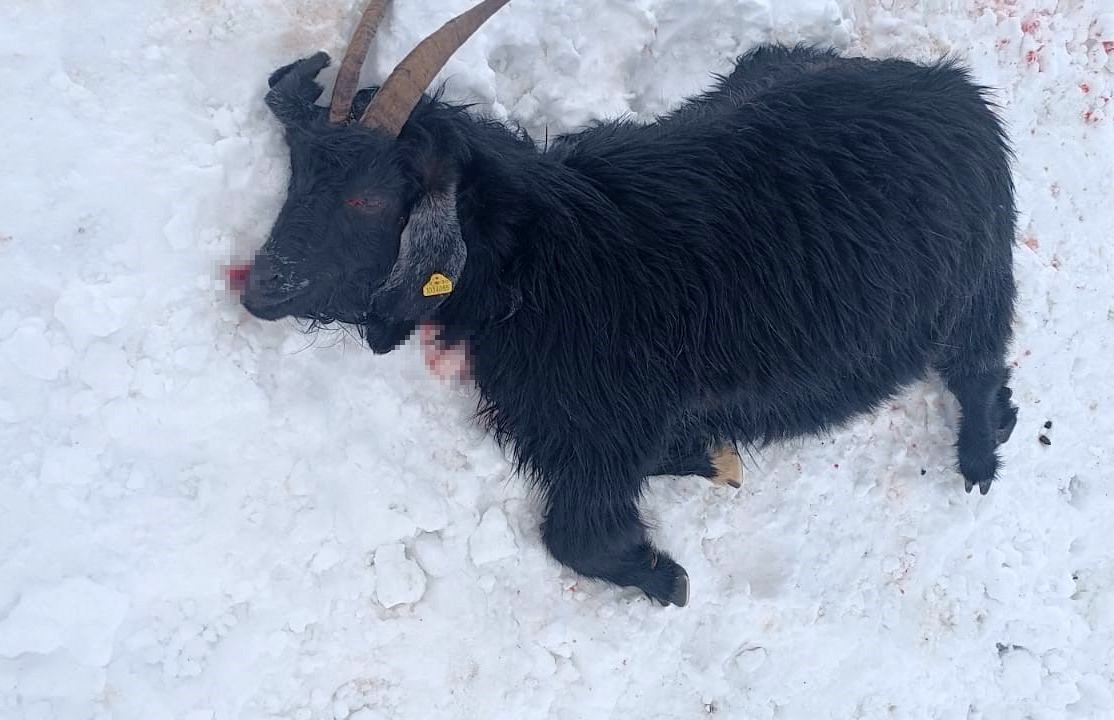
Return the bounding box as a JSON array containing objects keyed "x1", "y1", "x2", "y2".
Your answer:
[{"x1": 422, "y1": 272, "x2": 454, "y2": 297}]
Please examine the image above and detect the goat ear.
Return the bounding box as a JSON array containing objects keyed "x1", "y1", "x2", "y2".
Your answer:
[
  {"x1": 371, "y1": 184, "x2": 467, "y2": 320},
  {"x1": 264, "y1": 52, "x2": 329, "y2": 126}
]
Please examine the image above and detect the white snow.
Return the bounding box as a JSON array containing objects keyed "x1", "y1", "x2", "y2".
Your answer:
[
  {"x1": 1, "y1": 0, "x2": 1113, "y2": 718},
  {"x1": 0, "y1": 578, "x2": 129, "y2": 667},
  {"x1": 372, "y1": 544, "x2": 427, "y2": 609},
  {"x1": 2, "y1": 324, "x2": 69, "y2": 382},
  {"x1": 469, "y1": 507, "x2": 518, "y2": 567}
]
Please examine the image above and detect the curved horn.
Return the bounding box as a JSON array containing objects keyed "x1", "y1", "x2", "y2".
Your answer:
[
  {"x1": 360, "y1": 0, "x2": 512, "y2": 135},
  {"x1": 328, "y1": 0, "x2": 394, "y2": 125}
]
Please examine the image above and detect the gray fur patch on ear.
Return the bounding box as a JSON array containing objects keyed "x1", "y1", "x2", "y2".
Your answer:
[{"x1": 375, "y1": 184, "x2": 467, "y2": 317}]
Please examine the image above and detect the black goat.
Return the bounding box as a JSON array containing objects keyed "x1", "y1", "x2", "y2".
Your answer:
[{"x1": 241, "y1": 0, "x2": 1020, "y2": 607}]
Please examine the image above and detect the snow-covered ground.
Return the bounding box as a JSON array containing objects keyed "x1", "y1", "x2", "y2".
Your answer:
[{"x1": 2, "y1": 0, "x2": 1112, "y2": 717}]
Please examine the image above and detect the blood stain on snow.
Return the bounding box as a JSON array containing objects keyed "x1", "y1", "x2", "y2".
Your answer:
[
  {"x1": 224, "y1": 264, "x2": 251, "y2": 295},
  {"x1": 1024, "y1": 235, "x2": 1040, "y2": 250}
]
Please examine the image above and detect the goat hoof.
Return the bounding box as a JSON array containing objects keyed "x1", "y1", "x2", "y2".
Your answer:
[
  {"x1": 993, "y1": 385, "x2": 1018, "y2": 446},
  {"x1": 963, "y1": 471, "x2": 995, "y2": 496},
  {"x1": 638, "y1": 552, "x2": 690, "y2": 607},
  {"x1": 669, "y1": 568, "x2": 690, "y2": 607},
  {"x1": 710, "y1": 444, "x2": 743, "y2": 489},
  {"x1": 964, "y1": 476, "x2": 994, "y2": 495},
  {"x1": 646, "y1": 570, "x2": 689, "y2": 607},
  {"x1": 995, "y1": 405, "x2": 1018, "y2": 446},
  {"x1": 963, "y1": 475, "x2": 995, "y2": 496}
]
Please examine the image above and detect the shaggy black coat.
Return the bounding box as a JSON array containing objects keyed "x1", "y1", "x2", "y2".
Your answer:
[{"x1": 244, "y1": 45, "x2": 1020, "y2": 606}]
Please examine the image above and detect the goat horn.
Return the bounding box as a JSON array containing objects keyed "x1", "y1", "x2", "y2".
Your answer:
[
  {"x1": 360, "y1": 0, "x2": 512, "y2": 135},
  {"x1": 328, "y1": 0, "x2": 393, "y2": 125}
]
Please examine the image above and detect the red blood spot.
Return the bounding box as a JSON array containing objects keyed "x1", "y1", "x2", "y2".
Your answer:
[
  {"x1": 996, "y1": 38, "x2": 1010, "y2": 49},
  {"x1": 1020, "y1": 16, "x2": 1039, "y2": 34},
  {"x1": 1023, "y1": 235, "x2": 1040, "y2": 250},
  {"x1": 419, "y1": 323, "x2": 473, "y2": 383},
  {"x1": 224, "y1": 264, "x2": 251, "y2": 294},
  {"x1": 1104, "y1": 41, "x2": 1114, "y2": 55},
  {"x1": 346, "y1": 196, "x2": 387, "y2": 212},
  {"x1": 1025, "y1": 49, "x2": 1039, "y2": 64},
  {"x1": 1083, "y1": 110, "x2": 1095, "y2": 124},
  {"x1": 1080, "y1": 83, "x2": 1091, "y2": 93}
]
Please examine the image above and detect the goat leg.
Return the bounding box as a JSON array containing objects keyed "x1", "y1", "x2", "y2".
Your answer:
[{"x1": 541, "y1": 482, "x2": 690, "y2": 607}]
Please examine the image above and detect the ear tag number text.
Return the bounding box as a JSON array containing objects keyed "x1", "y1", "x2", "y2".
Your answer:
[{"x1": 422, "y1": 273, "x2": 454, "y2": 297}]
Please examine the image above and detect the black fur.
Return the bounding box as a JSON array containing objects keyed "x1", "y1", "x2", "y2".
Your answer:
[{"x1": 243, "y1": 45, "x2": 1020, "y2": 606}]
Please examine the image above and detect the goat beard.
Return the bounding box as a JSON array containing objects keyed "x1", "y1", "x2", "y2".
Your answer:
[{"x1": 419, "y1": 323, "x2": 472, "y2": 383}]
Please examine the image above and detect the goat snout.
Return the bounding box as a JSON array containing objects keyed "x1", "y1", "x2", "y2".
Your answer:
[{"x1": 241, "y1": 254, "x2": 307, "y2": 319}]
